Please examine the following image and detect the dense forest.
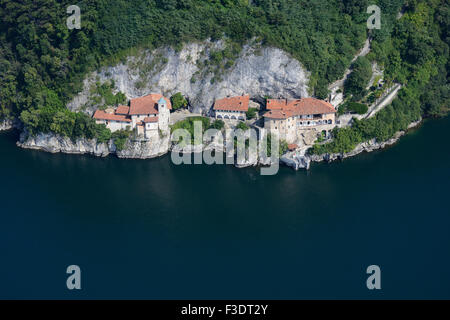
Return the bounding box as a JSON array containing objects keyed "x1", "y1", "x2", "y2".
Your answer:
[
  {"x1": 312, "y1": 0, "x2": 449, "y2": 155},
  {"x1": 0, "y1": 0, "x2": 448, "y2": 152},
  {"x1": 0, "y1": 0, "x2": 374, "y2": 119}
]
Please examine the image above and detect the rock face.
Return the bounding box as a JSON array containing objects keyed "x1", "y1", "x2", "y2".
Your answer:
[
  {"x1": 117, "y1": 134, "x2": 170, "y2": 159},
  {"x1": 67, "y1": 40, "x2": 310, "y2": 114},
  {"x1": 17, "y1": 132, "x2": 171, "y2": 159},
  {"x1": 281, "y1": 152, "x2": 311, "y2": 170},
  {"x1": 0, "y1": 119, "x2": 14, "y2": 131},
  {"x1": 17, "y1": 133, "x2": 113, "y2": 157}
]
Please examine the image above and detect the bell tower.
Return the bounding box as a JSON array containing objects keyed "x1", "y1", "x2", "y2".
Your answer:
[{"x1": 158, "y1": 97, "x2": 170, "y2": 131}]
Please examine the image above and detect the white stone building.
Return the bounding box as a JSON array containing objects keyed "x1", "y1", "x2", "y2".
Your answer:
[
  {"x1": 93, "y1": 94, "x2": 171, "y2": 139},
  {"x1": 263, "y1": 98, "x2": 337, "y2": 144},
  {"x1": 213, "y1": 95, "x2": 249, "y2": 121}
]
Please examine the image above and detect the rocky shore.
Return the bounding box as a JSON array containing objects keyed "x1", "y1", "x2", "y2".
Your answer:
[
  {"x1": 15, "y1": 120, "x2": 422, "y2": 171},
  {"x1": 17, "y1": 132, "x2": 112, "y2": 157},
  {"x1": 16, "y1": 130, "x2": 278, "y2": 168},
  {"x1": 0, "y1": 118, "x2": 15, "y2": 131},
  {"x1": 16, "y1": 132, "x2": 171, "y2": 160},
  {"x1": 281, "y1": 119, "x2": 423, "y2": 170}
]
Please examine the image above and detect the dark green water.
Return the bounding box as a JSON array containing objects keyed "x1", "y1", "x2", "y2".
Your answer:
[{"x1": 1, "y1": 117, "x2": 450, "y2": 299}]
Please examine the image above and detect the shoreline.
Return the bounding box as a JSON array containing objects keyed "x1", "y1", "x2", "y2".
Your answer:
[
  {"x1": 13, "y1": 119, "x2": 423, "y2": 171},
  {"x1": 309, "y1": 119, "x2": 423, "y2": 164},
  {"x1": 280, "y1": 119, "x2": 423, "y2": 170},
  {"x1": 0, "y1": 118, "x2": 17, "y2": 132}
]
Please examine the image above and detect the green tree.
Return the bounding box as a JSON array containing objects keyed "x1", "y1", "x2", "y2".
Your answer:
[
  {"x1": 236, "y1": 121, "x2": 249, "y2": 131},
  {"x1": 245, "y1": 108, "x2": 257, "y2": 120},
  {"x1": 209, "y1": 119, "x2": 225, "y2": 130},
  {"x1": 345, "y1": 56, "x2": 372, "y2": 100},
  {"x1": 112, "y1": 129, "x2": 131, "y2": 151},
  {"x1": 170, "y1": 92, "x2": 188, "y2": 110}
]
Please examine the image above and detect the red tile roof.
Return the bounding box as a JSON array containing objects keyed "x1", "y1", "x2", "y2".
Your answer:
[
  {"x1": 288, "y1": 144, "x2": 299, "y2": 151},
  {"x1": 266, "y1": 99, "x2": 289, "y2": 110},
  {"x1": 264, "y1": 98, "x2": 336, "y2": 119},
  {"x1": 264, "y1": 109, "x2": 293, "y2": 119},
  {"x1": 115, "y1": 105, "x2": 130, "y2": 115},
  {"x1": 143, "y1": 116, "x2": 159, "y2": 123},
  {"x1": 213, "y1": 95, "x2": 250, "y2": 112},
  {"x1": 129, "y1": 94, "x2": 172, "y2": 115},
  {"x1": 93, "y1": 110, "x2": 131, "y2": 122}
]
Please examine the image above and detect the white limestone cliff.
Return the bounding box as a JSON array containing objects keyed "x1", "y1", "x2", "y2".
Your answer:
[{"x1": 67, "y1": 40, "x2": 310, "y2": 114}]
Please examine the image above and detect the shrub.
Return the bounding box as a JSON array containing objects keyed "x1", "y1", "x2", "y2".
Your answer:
[
  {"x1": 347, "y1": 102, "x2": 368, "y2": 115},
  {"x1": 345, "y1": 56, "x2": 372, "y2": 100},
  {"x1": 246, "y1": 108, "x2": 257, "y2": 120},
  {"x1": 236, "y1": 121, "x2": 250, "y2": 131},
  {"x1": 338, "y1": 101, "x2": 368, "y2": 115},
  {"x1": 171, "y1": 117, "x2": 211, "y2": 145},
  {"x1": 112, "y1": 129, "x2": 132, "y2": 151},
  {"x1": 209, "y1": 120, "x2": 225, "y2": 130},
  {"x1": 170, "y1": 93, "x2": 188, "y2": 111}
]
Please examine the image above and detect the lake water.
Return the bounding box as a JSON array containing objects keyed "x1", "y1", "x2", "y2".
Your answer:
[{"x1": 1, "y1": 117, "x2": 449, "y2": 299}]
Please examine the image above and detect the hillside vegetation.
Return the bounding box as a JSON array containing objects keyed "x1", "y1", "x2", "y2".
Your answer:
[
  {"x1": 0, "y1": 0, "x2": 447, "y2": 149},
  {"x1": 311, "y1": 0, "x2": 449, "y2": 155}
]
